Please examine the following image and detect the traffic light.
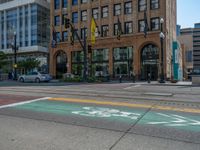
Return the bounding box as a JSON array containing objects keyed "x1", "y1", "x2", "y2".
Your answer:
[
  {"x1": 88, "y1": 45, "x2": 92, "y2": 53},
  {"x1": 64, "y1": 18, "x2": 70, "y2": 29}
]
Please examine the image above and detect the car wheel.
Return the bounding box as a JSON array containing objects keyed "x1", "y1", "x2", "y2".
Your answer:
[
  {"x1": 35, "y1": 78, "x2": 40, "y2": 83},
  {"x1": 19, "y1": 77, "x2": 24, "y2": 82}
]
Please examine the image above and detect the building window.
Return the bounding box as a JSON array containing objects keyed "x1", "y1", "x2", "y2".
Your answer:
[
  {"x1": 124, "y1": 1, "x2": 132, "y2": 14},
  {"x1": 150, "y1": 0, "x2": 159, "y2": 10},
  {"x1": 81, "y1": 10, "x2": 87, "y2": 21},
  {"x1": 124, "y1": 22, "x2": 133, "y2": 34},
  {"x1": 56, "y1": 32, "x2": 61, "y2": 42},
  {"x1": 72, "y1": 51, "x2": 84, "y2": 76},
  {"x1": 151, "y1": 17, "x2": 159, "y2": 31},
  {"x1": 186, "y1": 51, "x2": 193, "y2": 62},
  {"x1": 114, "y1": 24, "x2": 119, "y2": 36},
  {"x1": 62, "y1": 0, "x2": 67, "y2": 8},
  {"x1": 138, "y1": 0, "x2": 147, "y2": 12},
  {"x1": 62, "y1": 14, "x2": 68, "y2": 25},
  {"x1": 81, "y1": 28, "x2": 87, "y2": 39},
  {"x1": 81, "y1": 0, "x2": 87, "y2": 4},
  {"x1": 113, "y1": 47, "x2": 133, "y2": 76},
  {"x1": 101, "y1": 25, "x2": 109, "y2": 37},
  {"x1": 138, "y1": 20, "x2": 145, "y2": 32},
  {"x1": 114, "y1": 4, "x2": 121, "y2": 16},
  {"x1": 54, "y1": 0, "x2": 60, "y2": 9},
  {"x1": 72, "y1": 12, "x2": 78, "y2": 23},
  {"x1": 92, "y1": 8, "x2": 99, "y2": 19},
  {"x1": 62, "y1": 31, "x2": 68, "y2": 41},
  {"x1": 102, "y1": 6, "x2": 108, "y2": 18},
  {"x1": 54, "y1": 15, "x2": 60, "y2": 26},
  {"x1": 72, "y1": 0, "x2": 78, "y2": 6},
  {"x1": 91, "y1": 49, "x2": 109, "y2": 77}
]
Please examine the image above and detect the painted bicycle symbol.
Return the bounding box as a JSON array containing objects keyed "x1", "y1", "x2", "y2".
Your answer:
[{"x1": 72, "y1": 107, "x2": 141, "y2": 120}]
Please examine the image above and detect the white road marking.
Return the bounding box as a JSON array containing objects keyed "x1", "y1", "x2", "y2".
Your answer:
[
  {"x1": 144, "y1": 92, "x2": 173, "y2": 96},
  {"x1": 147, "y1": 113, "x2": 200, "y2": 127},
  {"x1": 72, "y1": 107, "x2": 141, "y2": 120},
  {"x1": 124, "y1": 84, "x2": 141, "y2": 89},
  {"x1": 0, "y1": 97, "x2": 51, "y2": 109}
]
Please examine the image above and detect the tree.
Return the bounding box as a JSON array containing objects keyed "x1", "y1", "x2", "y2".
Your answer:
[
  {"x1": 0, "y1": 51, "x2": 8, "y2": 69},
  {"x1": 17, "y1": 58, "x2": 40, "y2": 74}
]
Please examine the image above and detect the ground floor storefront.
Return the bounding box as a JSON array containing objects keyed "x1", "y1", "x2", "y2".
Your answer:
[{"x1": 50, "y1": 34, "x2": 172, "y2": 81}]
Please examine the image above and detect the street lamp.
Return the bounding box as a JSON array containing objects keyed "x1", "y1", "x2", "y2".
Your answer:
[
  {"x1": 159, "y1": 18, "x2": 165, "y2": 83},
  {"x1": 12, "y1": 31, "x2": 18, "y2": 80}
]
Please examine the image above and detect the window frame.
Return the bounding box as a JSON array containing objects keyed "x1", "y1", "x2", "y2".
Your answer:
[
  {"x1": 114, "y1": 3, "x2": 121, "y2": 16},
  {"x1": 150, "y1": 0, "x2": 159, "y2": 10},
  {"x1": 81, "y1": 10, "x2": 87, "y2": 21},
  {"x1": 138, "y1": 19, "x2": 145, "y2": 32},
  {"x1": 72, "y1": 12, "x2": 78, "y2": 23},
  {"x1": 101, "y1": 25, "x2": 109, "y2": 37},
  {"x1": 138, "y1": 0, "x2": 147, "y2": 12},
  {"x1": 124, "y1": 21, "x2": 133, "y2": 34},
  {"x1": 124, "y1": 1, "x2": 132, "y2": 14},
  {"x1": 62, "y1": 31, "x2": 68, "y2": 42},
  {"x1": 150, "y1": 17, "x2": 160, "y2": 31},
  {"x1": 54, "y1": 15, "x2": 60, "y2": 26},
  {"x1": 92, "y1": 8, "x2": 99, "y2": 19},
  {"x1": 101, "y1": 6, "x2": 109, "y2": 18},
  {"x1": 72, "y1": 0, "x2": 78, "y2": 6}
]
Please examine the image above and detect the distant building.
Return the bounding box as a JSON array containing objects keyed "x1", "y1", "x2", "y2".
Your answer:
[
  {"x1": 193, "y1": 23, "x2": 200, "y2": 73},
  {"x1": 178, "y1": 28, "x2": 193, "y2": 79},
  {"x1": 0, "y1": 0, "x2": 50, "y2": 73}
]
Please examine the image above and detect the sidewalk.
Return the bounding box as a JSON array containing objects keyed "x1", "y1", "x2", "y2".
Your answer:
[
  {"x1": 140, "y1": 81, "x2": 192, "y2": 86},
  {"x1": 109, "y1": 80, "x2": 193, "y2": 86}
]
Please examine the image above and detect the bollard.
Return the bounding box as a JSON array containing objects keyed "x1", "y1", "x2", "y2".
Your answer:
[
  {"x1": 147, "y1": 73, "x2": 151, "y2": 83},
  {"x1": 119, "y1": 75, "x2": 122, "y2": 83}
]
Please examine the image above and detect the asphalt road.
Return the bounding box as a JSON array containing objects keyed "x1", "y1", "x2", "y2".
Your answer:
[{"x1": 0, "y1": 82, "x2": 200, "y2": 150}]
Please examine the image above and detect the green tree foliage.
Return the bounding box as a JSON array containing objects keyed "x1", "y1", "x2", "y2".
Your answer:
[
  {"x1": 17, "y1": 58, "x2": 40, "y2": 73},
  {"x1": 0, "y1": 51, "x2": 7, "y2": 69}
]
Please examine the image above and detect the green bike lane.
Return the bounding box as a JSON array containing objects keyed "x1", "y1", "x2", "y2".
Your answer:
[{"x1": 0, "y1": 97, "x2": 199, "y2": 144}]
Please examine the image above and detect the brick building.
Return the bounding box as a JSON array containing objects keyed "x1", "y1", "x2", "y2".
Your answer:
[
  {"x1": 50, "y1": 0, "x2": 177, "y2": 80},
  {"x1": 178, "y1": 28, "x2": 193, "y2": 79}
]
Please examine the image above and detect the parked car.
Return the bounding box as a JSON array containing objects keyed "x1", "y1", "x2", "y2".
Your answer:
[{"x1": 18, "y1": 72, "x2": 52, "y2": 83}]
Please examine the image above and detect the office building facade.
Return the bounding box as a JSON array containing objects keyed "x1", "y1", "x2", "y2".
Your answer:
[
  {"x1": 0, "y1": 0, "x2": 50, "y2": 72},
  {"x1": 193, "y1": 23, "x2": 200, "y2": 73},
  {"x1": 50, "y1": 0, "x2": 177, "y2": 80}
]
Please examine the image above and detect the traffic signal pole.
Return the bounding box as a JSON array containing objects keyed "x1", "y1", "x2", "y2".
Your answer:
[
  {"x1": 64, "y1": 18, "x2": 88, "y2": 81},
  {"x1": 83, "y1": 28, "x2": 87, "y2": 82}
]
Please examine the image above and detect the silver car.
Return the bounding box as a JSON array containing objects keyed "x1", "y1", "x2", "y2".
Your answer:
[{"x1": 18, "y1": 72, "x2": 52, "y2": 83}]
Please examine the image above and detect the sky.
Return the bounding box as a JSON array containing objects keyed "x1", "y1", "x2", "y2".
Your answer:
[{"x1": 177, "y1": 0, "x2": 200, "y2": 28}]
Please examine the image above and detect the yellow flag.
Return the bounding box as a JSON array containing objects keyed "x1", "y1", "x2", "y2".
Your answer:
[{"x1": 91, "y1": 17, "x2": 96, "y2": 45}]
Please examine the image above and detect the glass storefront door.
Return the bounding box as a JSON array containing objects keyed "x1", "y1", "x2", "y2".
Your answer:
[{"x1": 141, "y1": 44, "x2": 159, "y2": 81}]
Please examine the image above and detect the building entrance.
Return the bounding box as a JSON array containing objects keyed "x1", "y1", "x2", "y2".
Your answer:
[
  {"x1": 141, "y1": 44, "x2": 159, "y2": 81},
  {"x1": 56, "y1": 51, "x2": 67, "y2": 79}
]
